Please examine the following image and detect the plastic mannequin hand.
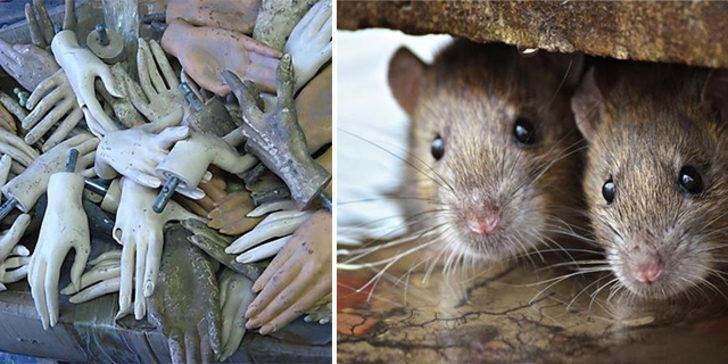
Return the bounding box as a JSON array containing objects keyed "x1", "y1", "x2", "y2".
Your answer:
[
  {"x1": 96, "y1": 64, "x2": 145, "y2": 129},
  {"x1": 51, "y1": 30, "x2": 123, "y2": 137},
  {"x1": 127, "y1": 38, "x2": 184, "y2": 132},
  {"x1": 148, "y1": 225, "x2": 221, "y2": 363},
  {"x1": 23, "y1": 69, "x2": 84, "y2": 151},
  {"x1": 296, "y1": 65, "x2": 332, "y2": 152},
  {"x1": 0, "y1": 250, "x2": 31, "y2": 291},
  {"x1": 24, "y1": 0, "x2": 55, "y2": 49},
  {"x1": 60, "y1": 250, "x2": 121, "y2": 303},
  {"x1": 218, "y1": 269, "x2": 255, "y2": 361},
  {"x1": 114, "y1": 178, "x2": 197, "y2": 320},
  {"x1": 0, "y1": 39, "x2": 59, "y2": 92},
  {"x1": 162, "y1": 19, "x2": 281, "y2": 96},
  {"x1": 28, "y1": 171, "x2": 90, "y2": 329},
  {"x1": 304, "y1": 299, "x2": 331, "y2": 325},
  {"x1": 94, "y1": 126, "x2": 190, "y2": 189},
  {"x1": 175, "y1": 167, "x2": 232, "y2": 216},
  {"x1": 167, "y1": 0, "x2": 260, "y2": 34},
  {"x1": 207, "y1": 191, "x2": 262, "y2": 235},
  {"x1": 253, "y1": 0, "x2": 317, "y2": 50},
  {"x1": 0, "y1": 128, "x2": 40, "y2": 173},
  {"x1": 0, "y1": 93, "x2": 21, "y2": 133},
  {"x1": 225, "y1": 210, "x2": 312, "y2": 260},
  {"x1": 2, "y1": 134, "x2": 97, "y2": 212},
  {"x1": 245, "y1": 210, "x2": 331, "y2": 334},
  {"x1": 284, "y1": 0, "x2": 331, "y2": 91},
  {"x1": 0, "y1": 214, "x2": 31, "y2": 264},
  {"x1": 156, "y1": 131, "x2": 256, "y2": 196}
]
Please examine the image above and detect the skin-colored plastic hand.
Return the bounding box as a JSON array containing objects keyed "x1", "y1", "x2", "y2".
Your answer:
[
  {"x1": 23, "y1": 69, "x2": 85, "y2": 151},
  {"x1": 253, "y1": 0, "x2": 317, "y2": 50},
  {"x1": 0, "y1": 128, "x2": 40, "y2": 174},
  {"x1": 167, "y1": 0, "x2": 260, "y2": 34},
  {"x1": 2, "y1": 134, "x2": 97, "y2": 212},
  {"x1": 94, "y1": 126, "x2": 190, "y2": 189},
  {"x1": 218, "y1": 269, "x2": 255, "y2": 361},
  {"x1": 156, "y1": 131, "x2": 256, "y2": 196},
  {"x1": 127, "y1": 38, "x2": 184, "y2": 132},
  {"x1": 0, "y1": 92, "x2": 23, "y2": 133},
  {"x1": 284, "y1": 0, "x2": 331, "y2": 91},
  {"x1": 51, "y1": 30, "x2": 123, "y2": 137},
  {"x1": 96, "y1": 63, "x2": 145, "y2": 129},
  {"x1": 60, "y1": 250, "x2": 121, "y2": 304},
  {"x1": 225, "y1": 210, "x2": 312, "y2": 262},
  {"x1": 0, "y1": 39, "x2": 59, "y2": 92},
  {"x1": 207, "y1": 191, "x2": 262, "y2": 235},
  {"x1": 244, "y1": 209, "x2": 331, "y2": 334},
  {"x1": 114, "y1": 178, "x2": 197, "y2": 320},
  {"x1": 162, "y1": 19, "x2": 281, "y2": 96},
  {"x1": 28, "y1": 171, "x2": 90, "y2": 330},
  {"x1": 147, "y1": 224, "x2": 221, "y2": 364}
]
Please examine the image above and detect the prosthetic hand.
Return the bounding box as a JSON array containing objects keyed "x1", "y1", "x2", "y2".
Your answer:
[
  {"x1": 51, "y1": 30, "x2": 123, "y2": 136},
  {"x1": 244, "y1": 210, "x2": 331, "y2": 334},
  {"x1": 153, "y1": 131, "x2": 257, "y2": 212},
  {"x1": 127, "y1": 38, "x2": 184, "y2": 132},
  {"x1": 167, "y1": 0, "x2": 260, "y2": 34},
  {"x1": 94, "y1": 126, "x2": 190, "y2": 189},
  {"x1": 218, "y1": 269, "x2": 255, "y2": 361},
  {"x1": 253, "y1": 0, "x2": 317, "y2": 50},
  {"x1": 225, "y1": 209, "x2": 312, "y2": 263},
  {"x1": 1, "y1": 134, "x2": 97, "y2": 217},
  {"x1": 0, "y1": 39, "x2": 59, "y2": 92},
  {"x1": 147, "y1": 225, "x2": 221, "y2": 363},
  {"x1": 284, "y1": 0, "x2": 331, "y2": 91},
  {"x1": 28, "y1": 170, "x2": 90, "y2": 330},
  {"x1": 23, "y1": 69, "x2": 84, "y2": 150},
  {"x1": 60, "y1": 250, "x2": 121, "y2": 303},
  {"x1": 114, "y1": 178, "x2": 197, "y2": 320},
  {"x1": 222, "y1": 55, "x2": 330, "y2": 209},
  {"x1": 162, "y1": 19, "x2": 281, "y2": 96}
]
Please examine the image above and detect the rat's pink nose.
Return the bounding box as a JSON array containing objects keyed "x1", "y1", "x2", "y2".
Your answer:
[
  {"x1": 631, "y1": 259, "x2": 663, "y2": 283},
  {"x1": 467, "y1": 215, "x2": 499, "y2": 235}
]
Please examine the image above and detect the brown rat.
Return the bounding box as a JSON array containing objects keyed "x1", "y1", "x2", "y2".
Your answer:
[
  {"x1": 387, "y1": 40, "x2": 585, "y2": 267},
  {"x1": 572, "y1": 60, "x2": 728, "y2": 300}
]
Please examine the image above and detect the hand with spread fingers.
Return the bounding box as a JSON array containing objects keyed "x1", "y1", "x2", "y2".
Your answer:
[
  {"x1": 244, "y1": 209, "x2": 331, "y2": 334},
  {"x1": 23, "y1": 69, "x2": 85, "y2": 151},
  {"x1": 2, "y1": 134, "x2": 97, "y2": 213},
  {"x1": 284, "y1": 0, "x2": 331, "y2": 91},
  {"x1": 127, "y1": 38, "x2": 185, "y2": 132},
  {"x1": 51, "y1": 30, "x2": 123, "y2": 137},
  {"x1": 28, "y1": 170, "x2": 90, "y2": 330},
  {"x1": 113, "y1": 178, "x2": 198, "y2": 320},
  {"x1": 162, "y1": 19, "x2": 281, "y2": 96},
  {"x1": 94, "y1": 125, "x2": 190, "y2": 189},
  {"x1": 217, "y1": 268, "x2": 255, "y2": 361},
  {"x1": 60, "y1": 250, "x2": 122, "y2": 304}
]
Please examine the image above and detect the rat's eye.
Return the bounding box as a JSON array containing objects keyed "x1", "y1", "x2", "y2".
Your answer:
[
  {"x1": 431, "y1": 134, "x2": 444, "y2": 160},
  {"x1": 678, "y1": 165, "x2": 703, "y2": 194},
  {"x1": 602, "y1": 178, "x2": 616, "y2": 204},
  {"x1": 513, "y1": 117, "x2": 536, "y2": 146}
]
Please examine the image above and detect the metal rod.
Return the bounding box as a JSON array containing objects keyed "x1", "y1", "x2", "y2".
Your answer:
[
  {"x1": 95, "y1": 24, "x2": 109, "y2": 46},
  {"x1": 0, "y1": 197, "x2": 18, "y2": 221},
  {"x1": 84, "y1": 179, "x2": 110, "y2": 196},
  {"x1": 153, "y1": 176, "x2": 180, "y2": 213},
  {"x1": 319, "y1": 192, "x2": 332, "y2": 212},
  {"x1": 65, "y1": 148, "x2": 79, "y2": 172},
  {"x1": 178, "y1": 83, "x2": 203, "y2": 112}
]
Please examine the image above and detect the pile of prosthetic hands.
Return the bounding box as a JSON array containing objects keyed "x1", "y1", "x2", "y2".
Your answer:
[{"x1": 0, "y1": 0, "x2": 331, "y2": 361}]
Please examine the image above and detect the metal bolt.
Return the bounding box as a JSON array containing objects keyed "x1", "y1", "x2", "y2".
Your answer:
[
  {"x1": 65, "y1": 148, "x2": 79, "y2": 172},
  {"x1": 95, "y1": 24, "x2": 110, "y2": 46},
  {"x1": 178, "y1": 83, "x2": 203, "y2": 112},
  {"x1": 153, "y1": 176, "x2": 180, "y2": 213}
]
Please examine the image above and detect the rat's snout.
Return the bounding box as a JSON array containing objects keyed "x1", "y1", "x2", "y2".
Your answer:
[
  {"x1": 465, "y1": 206, "x2": 500, "y2": 236},
  {"x1": 628, "y1": 251, "x2": 664, "y2": 284}
]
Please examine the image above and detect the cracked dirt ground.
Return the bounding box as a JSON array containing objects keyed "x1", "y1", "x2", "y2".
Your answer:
[{"x1": 337, "y1": 258, "x2": 728, "y2": 363}]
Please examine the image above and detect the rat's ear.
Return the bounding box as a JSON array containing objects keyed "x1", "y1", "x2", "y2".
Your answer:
[
  {"x1": 571, "y1": 67, "x2": 605, "y2": 142},
  {"x1": 388, "y1": 47, "x2": 427, "y2": 116},
  {"x1": 702, "y1": 68, "x2": 728, "y2": 123}
]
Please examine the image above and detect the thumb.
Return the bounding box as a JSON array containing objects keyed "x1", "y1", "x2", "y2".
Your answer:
[
  {"x1": 97, "y1": 66, "x2": 124, "y2": 98},
  {"x1": 70, "y1": 244, "x2": 90, "y2": 293},
  {"x1": 153, "y1": 125, "x2": 189, "y2": 150}
]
